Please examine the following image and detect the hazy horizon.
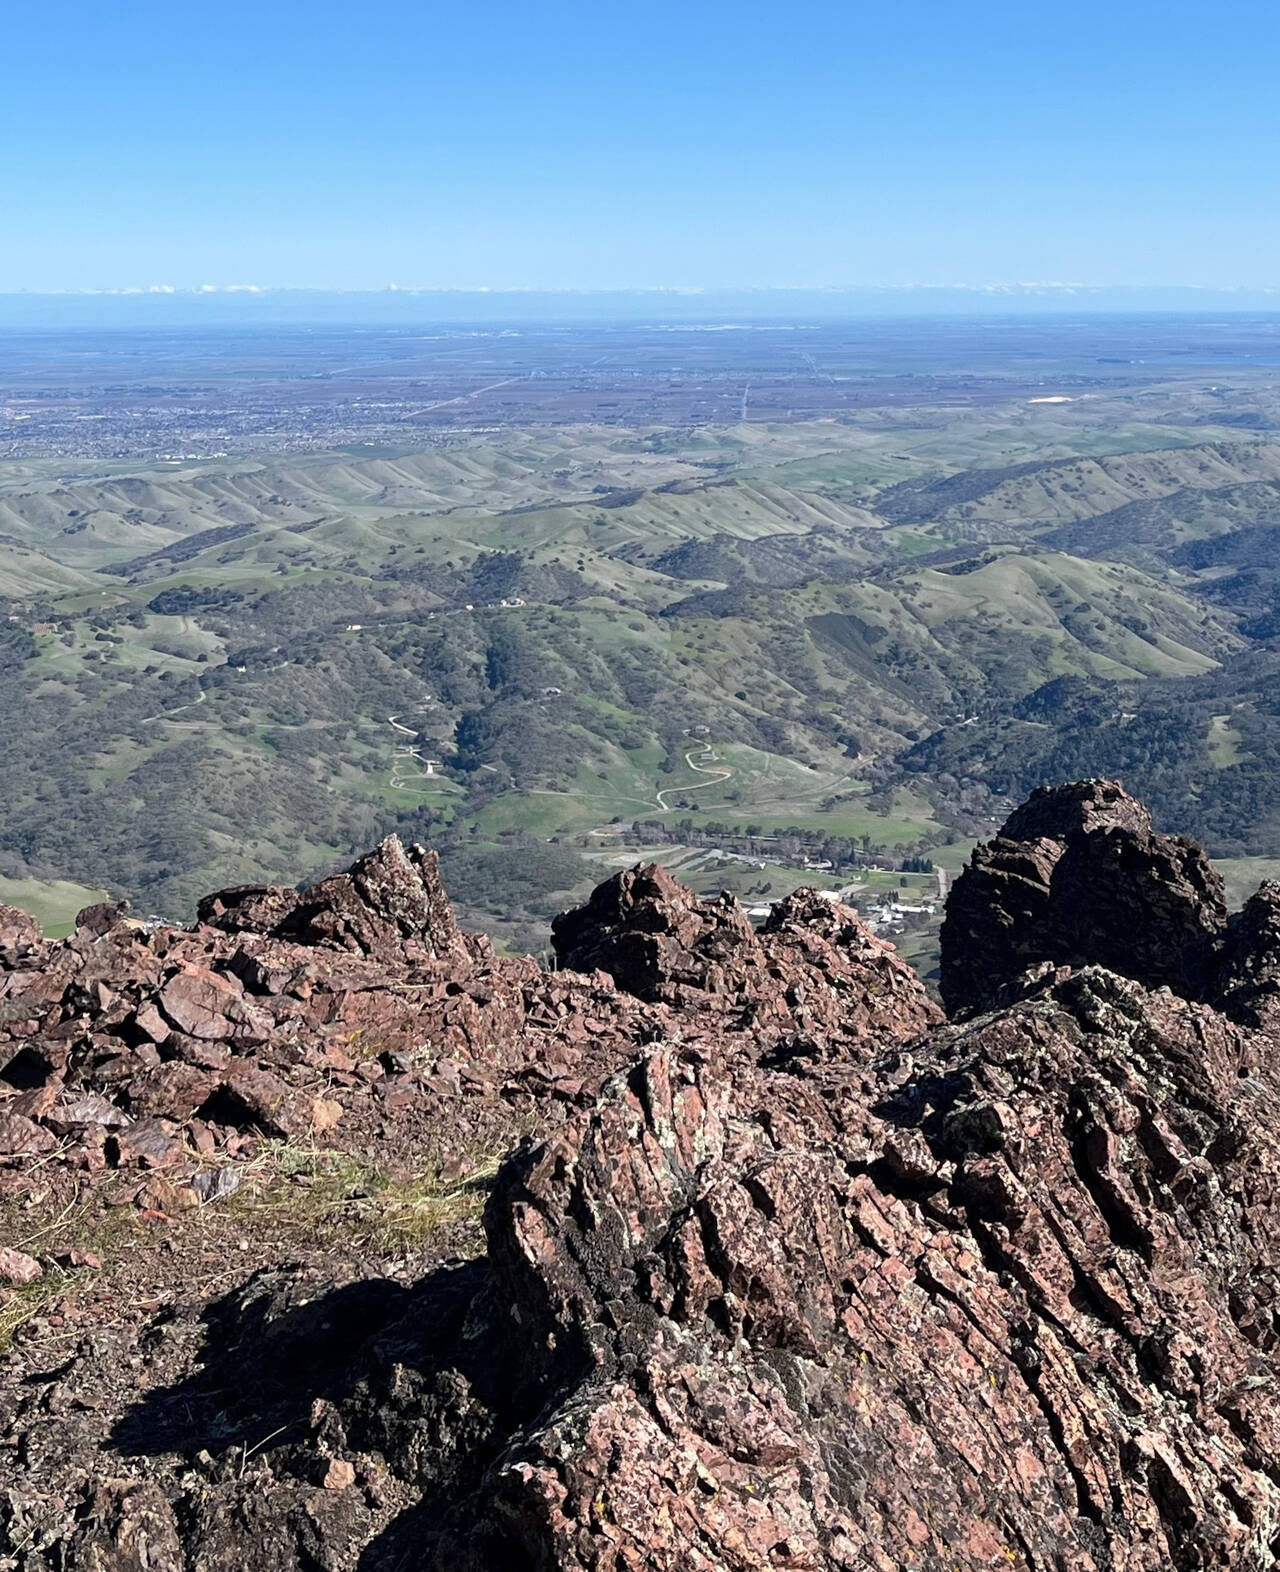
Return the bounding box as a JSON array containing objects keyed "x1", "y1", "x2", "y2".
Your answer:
[{"x1": 7, "y1": 283, "x2": 1280, "y2": 332}]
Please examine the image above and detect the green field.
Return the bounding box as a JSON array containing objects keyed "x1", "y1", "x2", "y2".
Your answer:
[
  {"x1": 1215, "y1": 858, "x2": 1280, "y2": 911},
  {"x1": 0, "y1": 876, "x2": 110, "y2": 938}
]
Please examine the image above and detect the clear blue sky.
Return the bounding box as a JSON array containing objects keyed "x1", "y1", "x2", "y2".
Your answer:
[{"x1": 4, "y1": 0, "x2": 1278, "y2": 293}]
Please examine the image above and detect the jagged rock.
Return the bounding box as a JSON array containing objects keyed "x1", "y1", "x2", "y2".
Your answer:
[
  {"x1": 199, "y1": 837, "x2": 466, "y2": 965},
  {"x1": 196, "y1": 883, "x2": 305, "y2": 935},
  {"x1": 999, "y1": 775, "x2": 1155, "y2": 841},
  {"x1": 181, "y1": 1482, "x2": 378, "y2": 1571},
  {"x1": 0, "y1": 904, "x2": 44, "y2": 956},
  {"x1": 135, "y1": 954, "x2": 1263, "y2": 1571},
  {"x1": 108, "y1": 1117, "x2": 182, "y2": 1169},
  {"x1": 287, "y1": 838, "x2": 467, "y2": 962},
  {"x1": 45, "y1": 1091, "x2": 130, "y2": 1137},
  {"x1": 122, "y1": 1062, "x2": 219, "y2": 1124},
  {"x1": 550, "y1": 867, "x2": 941, "y2": 1051},
  {"x1": 16, "y1": 783, "x2": 1280, "y2": 1572},
  {"x1": 1055, "y1": 821, "x2": 1225, "y2": 988},
  {"x1": 157, "y1": 965, "x2": 272, "y2": 1044},
  {"x1": 0, "y1": 1112, "x2": 55, "y2": 1157},
  {"x1": 74, "y1": 901, "x2": 132, "y2": 939},
  {"x1": 203, "y1": 1067, "x2": 310, "y2": 1141},
  {"x1": 941, "y1": 778, "x2": 1226, "y2": 1015},
  {"x1": 1215, "y1": 881, "x2": 1280, "y2": 1030},
  {"x1": 394, "y1": 965, "x2": 1280, "y2": 1568},
  {"x1": 550, "y1": 863, "x2": 758, "y2": 1000},
  {"x1": 758, "y1": 888, "x2": 942, "y2": 1050}
]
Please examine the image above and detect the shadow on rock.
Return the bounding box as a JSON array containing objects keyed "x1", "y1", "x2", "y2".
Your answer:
[
  {"x1": 95, "y1": 1257, "x2": 524, "y2": 1571},
  {"x1": 110, "y1": 1271, "x2": 416, "y2": 1460}
]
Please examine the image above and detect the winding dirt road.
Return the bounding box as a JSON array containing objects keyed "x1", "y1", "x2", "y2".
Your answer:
[{"x1": 655, "y1": 748, "x2": 733, "y2": 813}]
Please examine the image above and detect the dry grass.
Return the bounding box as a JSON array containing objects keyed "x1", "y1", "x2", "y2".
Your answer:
[
  {"x1": 0, "y1": 1278, "x2": 63, "y2": 1354},
  {"x1": 0, "y1": 1143, "x2": 508, "y2": 1356},
  {"x1": 0, "y1": 1178, "x2": 144, "y2": 1354},
  {"x1": 220, "y1": 1141, "x2": 505, "y2": 1254}
]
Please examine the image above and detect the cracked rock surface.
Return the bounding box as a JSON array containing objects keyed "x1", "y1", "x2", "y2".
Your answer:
[{"x1": 5, "y1": 783, "x2": 1280, "y2": 1570}]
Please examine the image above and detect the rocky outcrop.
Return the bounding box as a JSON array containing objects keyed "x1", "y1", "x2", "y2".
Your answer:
[
  {"x1": 940, "y1": 778, "x2": 1227, "y2": 1015},
  {"x1": 0, "y1": 839, "x2": 934, "y2": 1195},
  {"x1": 197, "y1": 835, "x2": 471, "y2": 963},
  {"x1": 550, "y1": 862, "x2": 759, "y2": 1000},
  {"x1": 421, "y1": 967, "x2": 1280, "y2": 1570},
  {"x1": 0, "y1": 903, "x2": 44, "y2": 958},
  {"x1": 0, "y1": 840, "x2": 642, "y2": 1191},
  {"x1": 1215, "y1": 880, "x2": 1280, "y2": 1030},
  {"x1": 8, "y1": 783, "x2": 1280, "y2": 1571},
  {"x1": 33, "y1": 946, "x2": 1280, "y2": 1569},
  {"x1": 998, "y1": 775, "x2": 1156, "y2": 841},
  {"x1": 551, "y1": 866, "x2": 940, "y2": 1050}
]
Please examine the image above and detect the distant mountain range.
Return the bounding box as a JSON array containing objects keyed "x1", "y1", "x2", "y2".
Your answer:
[{"x1": 6, "y1": 284, "x2": 1280, "y2": 327}]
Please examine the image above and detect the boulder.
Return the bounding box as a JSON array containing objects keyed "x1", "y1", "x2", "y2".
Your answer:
[
  {"x1": 74, "y1": 900, "x2": 132, "y2": 938},
  {"x1": 940, "y1": 778, "x2": 1226, "y2": 1015}
]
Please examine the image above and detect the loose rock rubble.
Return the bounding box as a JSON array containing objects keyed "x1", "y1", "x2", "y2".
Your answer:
[
  {"x1": 0, "y1": 839, "x2": 936, "y2": 1207},
  {"x1": 4, "y1": 782, "x2": 1280, "y2": 1570},
  {"x1": 0, "y1": 839, "x2": 647, "y2": 1201}
]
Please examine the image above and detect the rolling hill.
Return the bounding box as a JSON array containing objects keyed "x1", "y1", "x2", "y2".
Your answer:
[{"x1": 0, "y1": 410, "x2": 1275, "y2": 945}]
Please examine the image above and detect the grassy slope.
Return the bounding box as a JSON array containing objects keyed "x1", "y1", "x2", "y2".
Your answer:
[
  {"x1": 0, "y1": 876, "x2": 110, "y2": 937},
  {"x1": 0, "y1": 403, "x2": 1265, "y2": 934},
  {"x1": 1215, "y1": 858, "x2": 1280, "y2": 911}
]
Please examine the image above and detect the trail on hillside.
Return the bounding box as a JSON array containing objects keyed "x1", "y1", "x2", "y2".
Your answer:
[
  {"x1": 655, "y1": 747, "x2": 734, "y2": 812},
  {"x1": 140, "y1": 689, "x2": 208, "y2": 725},
  {"x1": 387, "y1": 712, "x2": 462, "y2": 794}
]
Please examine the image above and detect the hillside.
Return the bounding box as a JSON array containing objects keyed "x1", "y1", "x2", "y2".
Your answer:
[
  {"x1": 1038, "y1": 478, "x2": 1280, "y2": 564},
  {"x1": 0, "y1": 528, "x2": 1235, "y2": 923},
  {"x1": 875, "y1": 439, "x2": 1280, "y2": 530},
  {"x1": 0, "y1": 398, "x2": 1278, "y2": 950}
]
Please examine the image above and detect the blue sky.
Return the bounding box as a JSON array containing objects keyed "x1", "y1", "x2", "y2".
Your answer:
[{"x1": 4, "y1": 0, "x2": 1278, "y2": 294}]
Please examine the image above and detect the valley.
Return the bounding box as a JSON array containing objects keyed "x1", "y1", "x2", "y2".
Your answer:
[{"x1": 3, "y1": 315, "x2": 1280, "y2": 984}]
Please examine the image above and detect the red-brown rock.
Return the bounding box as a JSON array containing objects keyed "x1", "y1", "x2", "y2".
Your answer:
[
  {"x1": 199, "y1": 836, "x2": 467, "y2": 964},
  {"x1": 12, "y1": 784, "x2": 1280, "y2": 1572},
  {"x1": 550, "y1": 866, "x2": 941, "y2": 1054},
  {"x1": 550, "y1": 863, "x2": 757, "y2": 1000},
  {"x1": 940, "y1": 777, "x2": 1227, "y2": 1015},
  {"x1": 0, "y1": 1112, "x2": 55, "y2": 1157},
  {"x1": 0, "y1": 904, "x2": 44, "y2": 956},
  {"x1": 0, "y1": 1247, "x2": 42, "y2": 1286}
]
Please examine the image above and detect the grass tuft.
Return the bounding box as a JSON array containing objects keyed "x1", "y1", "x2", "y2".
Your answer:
[{"x1": 222, "y1": 1142, "x2": 505, "y2": 1254}]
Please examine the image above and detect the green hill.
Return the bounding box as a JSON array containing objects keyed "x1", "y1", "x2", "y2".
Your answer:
[{"x1": 0, "y1": 412, "x2": 1272, "y2": 941}]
